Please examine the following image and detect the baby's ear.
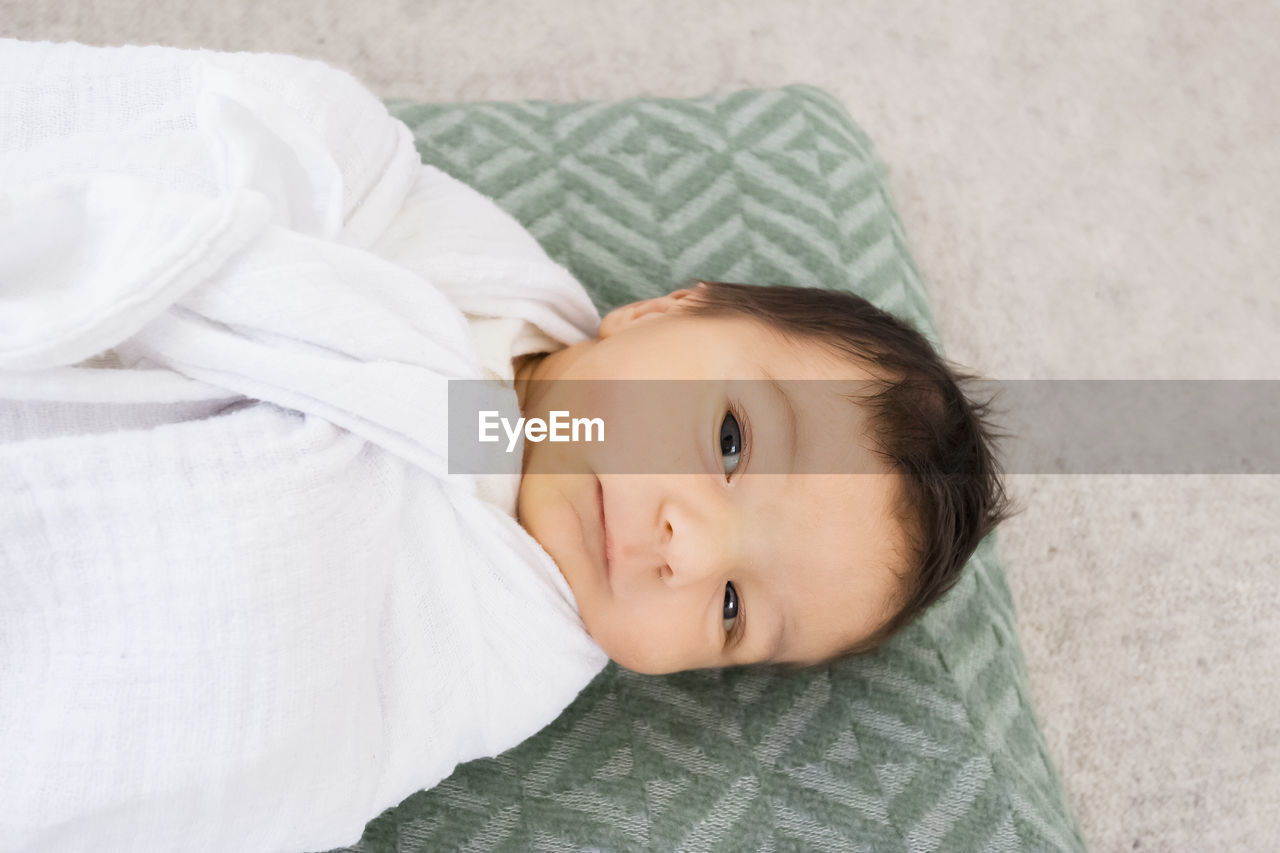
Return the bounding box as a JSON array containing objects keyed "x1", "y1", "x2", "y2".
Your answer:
[{"x1": 598, "y1": 286, "x2": 699, "y2": 338}]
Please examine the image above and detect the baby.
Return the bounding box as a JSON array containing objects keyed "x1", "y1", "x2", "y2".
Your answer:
[{"x1": 510, "y1": 278, "x2": 1013, "y2": 675}]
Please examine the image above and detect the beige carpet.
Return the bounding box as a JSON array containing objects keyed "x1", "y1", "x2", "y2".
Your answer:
[{"x1": 5, "y1": 2, "x2": 1278, "y2": 849}]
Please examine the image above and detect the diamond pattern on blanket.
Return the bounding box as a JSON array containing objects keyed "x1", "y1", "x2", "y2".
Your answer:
[{"x1": 325, "y1": 86, "x2": 1085, "y2": 853}]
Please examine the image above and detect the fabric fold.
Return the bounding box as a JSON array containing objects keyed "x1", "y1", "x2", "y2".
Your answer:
[{"x1": 0, "y1": 175, "x2": 273, "y2": 371}]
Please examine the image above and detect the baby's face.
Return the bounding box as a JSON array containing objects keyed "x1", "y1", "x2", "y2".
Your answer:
[{"x1": 515, "y1": 287, "x2": 906, "y2": 674}]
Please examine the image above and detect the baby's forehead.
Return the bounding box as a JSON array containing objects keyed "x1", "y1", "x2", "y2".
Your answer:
[{"x1": 665, "y1": 314, "x2": 872, "y2": 376}]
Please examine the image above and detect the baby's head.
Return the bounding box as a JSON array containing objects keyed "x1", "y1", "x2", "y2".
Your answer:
[{"x1": 514, "y1": 280, "x2": 1012, "y2": 675}]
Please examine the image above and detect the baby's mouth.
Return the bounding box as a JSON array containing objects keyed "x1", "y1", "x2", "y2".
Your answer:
[{"x1": 595, "y1": 476, "x2": 614, "y2": 584}]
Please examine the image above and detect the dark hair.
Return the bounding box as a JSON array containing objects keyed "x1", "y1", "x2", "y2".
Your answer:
[{"x1": 678, "y1": 280, "x2": 1016, "y2": 670}]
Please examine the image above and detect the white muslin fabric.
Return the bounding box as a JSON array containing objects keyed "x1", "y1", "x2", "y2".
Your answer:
[{"x1": 0, "y1": 39, "x2": 609, "y2": 852}]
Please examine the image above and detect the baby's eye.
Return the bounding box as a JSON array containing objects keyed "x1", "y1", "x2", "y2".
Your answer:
[
  {"x1": 723, "y1": 581, "x2": 740, "y2": 635},
  {"x1": 719, "y1": 411, "x2": 742, "y2": 477}
]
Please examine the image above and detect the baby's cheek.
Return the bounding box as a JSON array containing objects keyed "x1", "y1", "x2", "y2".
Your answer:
[
  {"x1": 594, "y1": 385, "x2": 706, "y2": 476},
  {"x1": 597, "y1": 604, "x2": 695, "y2": 676}
]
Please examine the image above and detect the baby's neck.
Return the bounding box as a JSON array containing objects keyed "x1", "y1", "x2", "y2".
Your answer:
[
  {"x1": 512, "y1": 337, "x2": 591, "y2": 419},
  {"x1": 512, "y1": 350, "x2": 553, "y2": 419}
]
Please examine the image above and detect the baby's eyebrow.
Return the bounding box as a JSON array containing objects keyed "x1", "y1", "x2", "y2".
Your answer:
[
  {"x1": 762, "y1": 371, "x2": 799, "y2": 473},
  {"x1": 766, "y1": 607, "x2": 788, "y2": 664},
  {"x1": 749, "y1": 601, "x2": 787, "y2": 666}
]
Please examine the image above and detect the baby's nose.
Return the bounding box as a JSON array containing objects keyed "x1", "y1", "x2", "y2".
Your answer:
[{"x1": 659, "y1": 493, "x2": 738, "y2": 587}]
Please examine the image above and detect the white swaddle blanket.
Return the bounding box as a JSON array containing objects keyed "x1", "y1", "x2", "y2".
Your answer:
[{"x1": 0, "y1": 39, "x2": 610, "y2": 852}]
